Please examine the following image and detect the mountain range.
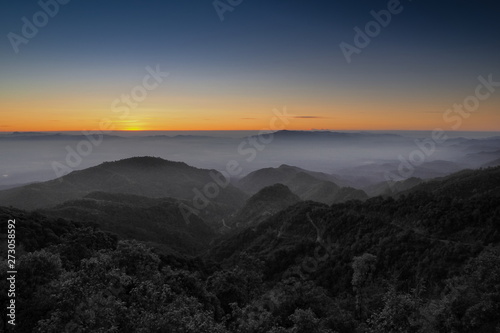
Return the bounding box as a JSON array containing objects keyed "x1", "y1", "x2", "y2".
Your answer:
[
  {"x1": 2, "y1": 157, "x2": 500, "y2": 332},
  {"x1": 39, "y1": 191, "x2": 214, "y2": 255},
  {"x1": 236, "y1": 164, "x2": 368, "y2": 204},
  {"x1": 229, "y1": 183, "x2": 301, "y2": 229},
  {"x1": 1, "y1": 156, "x2": 499, "y2": 257},
  {"x1": 0, "y1": 157, "x2": 247, "y2": 226}
]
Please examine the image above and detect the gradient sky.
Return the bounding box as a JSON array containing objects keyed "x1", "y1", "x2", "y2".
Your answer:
[{"x1": 1, "y1": 0, "x2": 499, "y2": 131}]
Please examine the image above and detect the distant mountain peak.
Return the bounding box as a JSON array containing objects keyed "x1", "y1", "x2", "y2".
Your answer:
[
  {"x1": 278, "y1": 164, "x2": 298, "y2": 169},
  {"x1": 0, "y1": 156, "x2": 248, "y2": 215},
  {"x1": 100, "y1": 156, "x2": 188, "y2": 168},
  {"x1": 249, "y1": 183, "x2": 298, "y2": 202},
  {"x1": 231, "y1": 183, "x2": 300, "y2": 228},
  {"x1": 8, "y1": 131, "x2": 55, "y2": 137}
]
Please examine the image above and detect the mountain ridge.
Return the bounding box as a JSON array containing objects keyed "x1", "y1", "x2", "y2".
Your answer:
[
  {"x1": 0, "y1": 156, "x2": 248, "y2": 225},
  {"x1": 237, "y1": 164, "x2": 368, "y2": 204}
]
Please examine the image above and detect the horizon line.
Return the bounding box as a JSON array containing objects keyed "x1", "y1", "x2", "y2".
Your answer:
[{"x1": 1, "y1": 129, "x2": 500, "y2": 133}]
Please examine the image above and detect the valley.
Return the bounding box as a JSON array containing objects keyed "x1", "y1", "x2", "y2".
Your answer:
[{"x1": 1, "y1": 131, "x2": 499, "y2": 332}]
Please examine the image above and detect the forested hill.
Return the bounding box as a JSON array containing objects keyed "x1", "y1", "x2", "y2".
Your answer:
[
  {"x1": 207, "y1": 166, "x2": 500, "y2": 331},
  {"x1": 39, "y1": 192, "x2": 215, "y2": 255},
  {"x1": 0, "y1": 156, "x2": 248, "y2": 213},
  {"x1": 0, "y1": 166, "x2": 499, "y2": 332},
  {"x1": 230, "y1": 184, "x2": 301, "y2": 229},
  {"x1": 237, "y1": 164, "x2": 368, "y2": 204},
  {"x1": 401, "y1": 165, "x2": 500, "y2": 199}
]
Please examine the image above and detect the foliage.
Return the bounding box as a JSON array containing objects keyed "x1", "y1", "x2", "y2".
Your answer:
[{"x1": 1, "y1": 166, "x2": 499, "y2": 332}]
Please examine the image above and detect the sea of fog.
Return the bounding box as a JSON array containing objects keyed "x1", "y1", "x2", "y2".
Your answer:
[{"x1": 0, "y1": 130, "x2": 499, "y2": 188}]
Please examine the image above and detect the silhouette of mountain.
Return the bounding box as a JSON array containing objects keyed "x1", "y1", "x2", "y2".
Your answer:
[
  {"x1": 237, "y1": 164, "x2": 368, "y2": 204},
  {"x1": 482, "y1": 158, "x2": 500, "y2": 168},
  {"x1": 267, "y1": 130, "x2": 404, "y2": 143},
  {"x1": 3, "y1": 162, "x2": 500, "y2": 332},
  {"x1": 0, "y1": 157, "x2": 248, "y2": 220},
  {"x1": 337, "y1": 160, "x2": 465, "y2": 188},
  {"x1": 0, "y1": 132, "x2": 123, "y2": 141},
  {"x1": 366, "y1": 165, "x2": 500, "y2": 198},
  {"x1": 230, "y1": 184, "x2": 301, "y2": 229},
  {"x1": 400, "y1": 165, "x2": 500, "y2": 199},
  {"x1": 364, "y1": 177, "x2": 423, "y2": 197},
  {"x1": 0, "y1": 182, "x2": 35, "y2": 191},
  {"x1": 40, "y1": 191, "x2": 214, "y2": 255},
  {"x1": 209, "y1": 166, "x2": 500, "y2": 275}
]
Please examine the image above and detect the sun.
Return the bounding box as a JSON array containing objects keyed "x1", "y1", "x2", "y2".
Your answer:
[{"x1": 117, "y1": 121, "x2": 148, "y2": 131}]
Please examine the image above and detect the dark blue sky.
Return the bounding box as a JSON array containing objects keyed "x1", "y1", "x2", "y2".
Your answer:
[{"x1": 1, "y1": 0, "x2": 499, "y2": 131}]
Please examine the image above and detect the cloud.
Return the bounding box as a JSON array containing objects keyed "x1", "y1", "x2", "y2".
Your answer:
[{"x1": 241, "y1": 118, "x2": 256, "y2": 120}]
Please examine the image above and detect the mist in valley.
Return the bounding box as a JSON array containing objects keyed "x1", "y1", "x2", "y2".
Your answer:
[{"x1": 1, "y1": 130, "x2": 499, "y2": 191}]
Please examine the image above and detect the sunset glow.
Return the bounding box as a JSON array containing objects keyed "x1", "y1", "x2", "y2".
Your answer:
[{"x1": 1, "y1": 1, "x2": 499, "y2": 132}]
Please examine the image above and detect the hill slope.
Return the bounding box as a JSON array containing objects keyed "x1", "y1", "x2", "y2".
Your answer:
[
  {"x1": 230, "y1": 184, "x2": 301, "y2": 229},
  {"x1": 237, "y1": 164, "x2": 368, "y2": 204},
  {"x1": 40, "y1": 191, "x2": 215, "y2": 255},
  {"x1": 400, "y1": 166, "x2": 500, "y2": 199},
  {"x1": 209, "y1": 166, "x2": 500, "y2": 282},
  {"x1": 0, "y1": 157, "x2": 248, "y2": 225}
]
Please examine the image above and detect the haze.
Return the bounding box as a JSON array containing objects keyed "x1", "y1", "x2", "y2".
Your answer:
[{"x1": 1, "y1": 130, "x2": 499, "y2": 191}]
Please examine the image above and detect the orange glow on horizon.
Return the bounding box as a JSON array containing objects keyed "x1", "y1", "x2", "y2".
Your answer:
[
  {"x1": 3, "y1": 114, "x2": 500, "y2": 132},
  {"x1": 2, "y1": 97, "x2": 500, "y2": 132}
]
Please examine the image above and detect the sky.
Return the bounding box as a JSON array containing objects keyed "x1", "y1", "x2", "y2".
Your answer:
[{"x1": 1, "y1": 0, "x2": 499, "y2": 132}]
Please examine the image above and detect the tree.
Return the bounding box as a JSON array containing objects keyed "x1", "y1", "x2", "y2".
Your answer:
[
  {"x1": 352, "y1": 253, "x2": 377, "y2": 317},
  {"x1": 432, "y1": 249, "x2": 500, "y2": 332},
  {"x1": 366, "y1": 286, "x2": 426, "y2": 333}
]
